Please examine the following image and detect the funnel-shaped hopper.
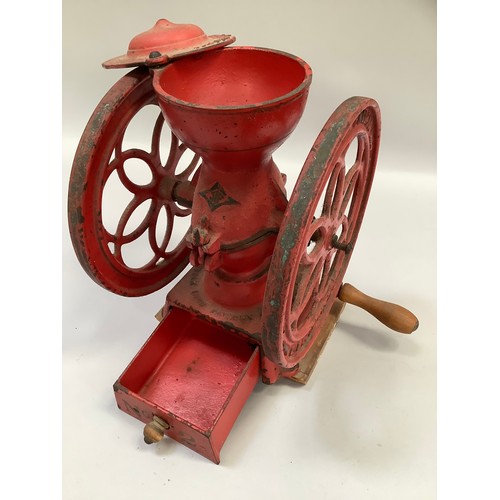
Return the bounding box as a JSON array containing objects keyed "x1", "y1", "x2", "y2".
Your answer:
[{"x1": 153, "y1": 47, "x2": 312, "y2": 165}]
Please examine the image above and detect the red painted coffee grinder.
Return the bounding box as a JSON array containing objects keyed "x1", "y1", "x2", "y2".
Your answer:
[{"x1": 68, "y1": 18, "x2": 419, "y2": 463}]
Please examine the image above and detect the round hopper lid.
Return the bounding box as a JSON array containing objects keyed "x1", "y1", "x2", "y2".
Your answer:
[{"x1": 103, "y1": 18, "x2": 235, "y2": 68}]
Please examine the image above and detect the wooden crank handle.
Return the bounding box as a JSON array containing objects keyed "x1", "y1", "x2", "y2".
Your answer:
[{"x1": 338, "y1": 283, "x2": 419, "y2": 334}]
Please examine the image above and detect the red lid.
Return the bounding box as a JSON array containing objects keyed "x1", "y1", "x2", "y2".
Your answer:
[{"x1": 103, "y1": 19, "x2": 235, "y2": 68}]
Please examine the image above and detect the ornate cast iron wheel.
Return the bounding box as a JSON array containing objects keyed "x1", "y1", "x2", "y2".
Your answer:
[
  {"x1": 262, "y1": 96, "x2": 381, "y2": 368},
  {"x1": 68, "y1": 67, "x2": 200, "y2": 296}
]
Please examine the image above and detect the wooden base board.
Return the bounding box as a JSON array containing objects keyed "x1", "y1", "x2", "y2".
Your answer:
[{"x1": 289, "y1": 299, "x2": 345, "y2": 385}]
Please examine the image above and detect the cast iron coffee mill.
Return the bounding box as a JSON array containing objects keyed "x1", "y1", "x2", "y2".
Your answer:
[{"x1": 68, "y1": 18, "x2": 419, "y2": 463}]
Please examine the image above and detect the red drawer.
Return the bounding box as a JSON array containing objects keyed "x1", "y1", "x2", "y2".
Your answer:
[{"x1": 114, "y1": 307, "x2": 260, "y2": 463}]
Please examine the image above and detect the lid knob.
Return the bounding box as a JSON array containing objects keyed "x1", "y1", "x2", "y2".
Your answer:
[{"x1": 127, "y1": 19, "x2": 205, "y2": 55}]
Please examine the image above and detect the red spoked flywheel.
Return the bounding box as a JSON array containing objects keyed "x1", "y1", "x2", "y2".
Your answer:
[
  {"x1": 68, "y1": 67, "x2": 200, "y2": 296},
  {"x1": 261, "y1": 96, "x2": 381, "y2": 368}
]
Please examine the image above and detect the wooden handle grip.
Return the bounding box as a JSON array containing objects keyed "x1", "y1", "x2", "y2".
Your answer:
[
  {"x1": 338, "y1": 283, "x2": 419, "y2": 334},
  {"x1": 143, "y1": 416, "x2": 170, "y2": 445}
]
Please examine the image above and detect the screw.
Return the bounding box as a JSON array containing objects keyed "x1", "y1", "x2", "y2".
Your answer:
[{"x1": 149, "y1": 51, "x2": 162, "y2": 59}]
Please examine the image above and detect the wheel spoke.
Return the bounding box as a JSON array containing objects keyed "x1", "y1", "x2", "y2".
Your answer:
[
  {"x1": 114, "y1": 194, "x2": 153, "y2": 244},
  {"x1": 177, "y1": 152, "x2": 201, "y2": 180},
  {"x1": 330, "y1": 161, "x2": 346, "y2": 220},
  {"x1": 150, "y1": 112, "x2": 165, "y2": 162},
  {"x1": 114, "y1": 128, "x2": 126, "y2": 158},
  {"x1": 318, "y1": 250, "x2": 335, "y2": 296},
  {"x1": 339, "y1": 214, "x2": 349, "y2": 239},
  {"x1": 339, "y1": 163, "x2": 361, "y2": 217},
  {"x1": 171, "y1": 202, "x2": 192, "y2": 218},
  {"x1": 164, "y1": 134, "x2": 181, "y2": 173},
  {"x1": 148, "y1": 202, "x2": 174, "y2": 259},
  {"x1": 291, "y1": 256, "x2": 325, "y2": 325},
  {"x1": 147, "y1": 200, "x2": 163, "y2": 260},
  {"x1": 322, "y1": 161, "x2": 344, "y2": 217},
  {"x1": 356, "y1": 133, "x2": 366, "y2": 163},
  {"x1": 161, "y1": 204, "x2": 175, "y2": 255},
  {"x1": 291, "y1": 265, "x2": 312, "y2": 320},
  {"x1": 102, "y1": 149, "x2": 121, "y2": 185}
]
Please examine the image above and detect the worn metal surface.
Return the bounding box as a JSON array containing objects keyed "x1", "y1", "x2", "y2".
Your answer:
[
  {"x1": 68, "y1": 19, "x2": 389, "y2": 464},
  {"x1": 114, "y1": 307, "x2": 260, "y2": 464},
  {"x1": 67, "y1": 67, "x2": 200, "y2": 296},
  {"x1": 167, "y1": 267, "x2": 263, "y2": 340},
  {"x1": 261, "y1": 96, "x2": 381, "y2": 368},
  {"x1": 153, "y1": 46, "x2": 312, "y2": 308},
  {"x1": 289, "y1": 299, "x2": 345, "y2": 384},
  {"x1": 166, "y1": 268, "x2": 300, "y2": 385},
  {"x1": 103, "y1": 18, "x2": 235, "y2": 69}
]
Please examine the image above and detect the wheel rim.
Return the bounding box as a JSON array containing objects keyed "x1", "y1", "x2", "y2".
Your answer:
[
  {"x1": 262, "y1": 97, "x2": 381, "y2": 367},
  {"x1": 68, "y1": 67, "x2": 200, "y2": 296}
]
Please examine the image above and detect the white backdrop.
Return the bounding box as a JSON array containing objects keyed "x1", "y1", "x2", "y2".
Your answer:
[{"x1": 62, "y1": 1, "x2": 436, "y2": 499}]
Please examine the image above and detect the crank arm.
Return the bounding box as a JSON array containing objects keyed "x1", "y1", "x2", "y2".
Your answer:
[{"x1": 338, "y1": 283, "x2": 419, "y2": 334}]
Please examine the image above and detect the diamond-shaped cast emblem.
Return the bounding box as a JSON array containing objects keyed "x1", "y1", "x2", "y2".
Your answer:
[{"x1": 199, "y1": 182, "x2": 240, "y2": 211}]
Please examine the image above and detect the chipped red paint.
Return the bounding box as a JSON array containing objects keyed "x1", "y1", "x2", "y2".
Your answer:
[
  {"x1": 153, "y1": 46, "x2": 311, "y2": 307},
  {"x1": 114, "y1": 308, "x2": 260, "y2": 463},
  {"x1": 67, "y1": 67, "x2": 198, "y2": 296},
  {"x1": 68, "y1": 18, "x2": 383, "y2": 464},
  {"x1": 261, "y1": 97, "x2": 381, "y2": 368},
  {"x1": 103, "y1": 18, "x2": 235, "y2": 69}
]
